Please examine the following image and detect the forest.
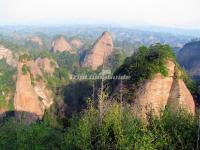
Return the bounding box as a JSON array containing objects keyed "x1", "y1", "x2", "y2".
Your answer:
[{"x1": 0, "y1": 41, "x2": 199, "y2": 149}]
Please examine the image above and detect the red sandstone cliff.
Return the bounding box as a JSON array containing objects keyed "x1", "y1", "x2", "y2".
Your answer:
[
  {"x1": 51, "y1": 36, "x2": 72, "y2": 52},
  {"x1": 0, "y1": 45, "x2": 17, "y2": 67},
  {"x1": 27, "y1": 36, "x2": 43, "y2": 47},
  {"x1": 82, "y1": 31, "x2": 113, "y2": 70},
  {"x1": 70, "y1": 39, "x2": 83, "y2": 49},
  {"x1": 14, "y1": 58, "x2": 57, "y2": 122},
  {"x1": 133, "y1": 60, "x2": 195, "y2": 121}
]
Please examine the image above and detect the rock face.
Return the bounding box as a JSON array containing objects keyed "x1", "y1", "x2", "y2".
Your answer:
[
  {"x1": 133, "y1": 60, "x2": 195, "y2": 121},
  {"x1": 70, "y1": 39, "x2": 83, "y2": 49},
  {"x1": 0, "y1": 45, "x2": 17, "y2": 67},
  {"x1": 27, "y1": 36, "x2": 43, "y2": 47},
  {"x1": 14, "y1": 58, "x2": 56, "y2": 122},
  {"x1": 35, "y1": 57, "x2": 58, "y2": 75},
  {"x1": 82, "y1": 31, "x2": 113, "y2": 70},
  {"x1": 167, "y1": 79, "x2": 195, "y2": 114},
  {"x1": 177, "y1": 41, "x2": 200, "y2": 81},
  {"x1": 14, "y1": 62, "x2": 44, "y2": 121},
  {"x1": 51, "y1": 36, "x2": 72, "y2": 52}
]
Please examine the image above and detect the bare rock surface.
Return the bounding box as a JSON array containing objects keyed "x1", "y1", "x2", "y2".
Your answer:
[
  {"x1": 35, "y1": 57, "x2": 58, "y2": 75},
  {"x1": 51, "y1": 36, "x2": 72, "y2": 52},
  {"x1": 167, "y1": 79, "x2": 195, "y2": 115},
  {"x1": 133, "y1": 60, "x2": 195, "y2": 121},
  {"x1": 82, "y1": 31, "x2": 113, "y2": 70},
  {"x1": 0, "y1": 45, "x2": 17, "y2": 67},
  {"x1": 14, "y1": 58, "x2": 56, "y2": 121},
  {"x1": 28, "y1": 36, "x2": 43, "y2": 46},
  {"x1": 70, "y1": 39, "x2": 83, "y2": 49}
]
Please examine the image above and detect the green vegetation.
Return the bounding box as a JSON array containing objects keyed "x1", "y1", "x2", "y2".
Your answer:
[
  {"x1": 53, "y1": 52, "x2": 79, "y2": 73},
  {"x1": 0, "y1": 101, "x2": 198, "y2": 149},
  {"x1": 19, "y1": 54, "x2": 32, "y2": 62},
  {"x1": 112, "y1": 43, "x2": 198, "y2": 102},
  {"x1": 0, "y1": 37, "x2": 199, "y2": 150},
  {"x1": 22, "y1": 50, "x2": 79, "y2": 74},
  {"x1": 114, "y1": 43, "x2": 176, "y2": 85},
  {"x1": 0, "y1": 118, "x2": 64, "y2": 149},
  {"x1": 21, "y1": 64, "x2": 29, "y2": 75},
  {"x1": 64, "y1": 103, "x2": 198, "y2": 150},
  {"x1": 45, "y1": 67, "x2": 70, "y2": 90},
  {"x1": 178, "y1": 66, "x2": 197, "y2": 95},
  {"x1": 107, "y1": 49, "x2": 126, "y2": 72},
  {"x1": 31, "y1": 50, "x2": 53, "y2": 60},
  {"x1": 0, "y1": 60, "x2": 16, "y2": 109},
  {"x1": 21, "y1": 64, "x2": 35, "y2": 86}
]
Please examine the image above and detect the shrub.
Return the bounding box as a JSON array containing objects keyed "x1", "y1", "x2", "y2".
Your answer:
[
  {"x1": 114, "y1": 43, "x2": 175, "y2": 85},
  {"x1": 63, "y1": 101, "x2": 198, "y2": 150},
  {"x1": 21, "y1": 64, "x2": 29, "y2": 75}
]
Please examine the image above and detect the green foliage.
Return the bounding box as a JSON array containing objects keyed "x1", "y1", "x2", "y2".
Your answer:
[
  {"x1": 181, "y1": 68, "x2": 197, "y2": 94},
  {"x1": 0, "y1": 99, "x2": 198, "y2": 149},
  {"x1": 64, "y1": 107, "x2": 98, "y2": 149},
  {"x1": 53, "y1": 52, "x2": 79, "y2": 73},
  {"x1": 0, "y1": 39, "x2": 198, "y2": 150},
  {"x1": 32, "y1": 50, "x2": 54, "y2": 60},
  {"x1": 114, "y1": 43, "x2": 175, "y2": 85},
  {"x1": 19, "y1": 54, "x2": 32, "y2": 62},
  {"x1": 63, "y1": 102, "x2": 198, "y2": 150},
  {"x1": 21, "y1": 64, "x2": 34, "y2": 86},
  {"x1": 0, "y1": 118, "x2": 64, "y2": 149},
  {"x1": 152, "y1": 109, "x2": 198, "y2": 150},
  {"x1": 46, "y1": 67, "x2": 69, "y2": 89},
  {"x1": 21, "y1": 64, "x2": 29, "y2": 75},
  {"x1": 107, "y1": 49, "x2": 126, "y2": 72},
  {"x1": 0, "y1": 60, "x2": 16, "y2": 109}
]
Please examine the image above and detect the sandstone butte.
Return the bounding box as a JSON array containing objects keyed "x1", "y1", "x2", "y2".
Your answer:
[
  {"x1": 82, "y1": 31, "x2": 113, "y2": 70},
  {"x1": 28, "y1": 36, "x2": 43, "y2": 47},
  {"x1": 0, "y1": 45, "x2": 196, "y2": 123},
  {"x1": 70, "y1": 39, "x2": 83, "y2": 49},
  {"x1": 51, "y1": 36, "x2": 72, "y2": 53},
  {"x1": 133, "y1": 60, "x2": 196, "y2": 121},
  {"x1": 14, "y1": 57, "x2": 57, "y2": 123},
  {"x1": 0, "y1": 45, "x2": 17, "y2": 67}
]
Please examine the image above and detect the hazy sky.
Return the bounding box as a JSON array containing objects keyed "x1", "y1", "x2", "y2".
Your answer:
[{"x1": 0, "y1": 0, "x2": 200, "y2": 28}]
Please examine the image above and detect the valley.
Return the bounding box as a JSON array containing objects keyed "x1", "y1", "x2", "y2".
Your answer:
[{"x1": 0, "y1": 25, "x2": 200, "y2": 149}]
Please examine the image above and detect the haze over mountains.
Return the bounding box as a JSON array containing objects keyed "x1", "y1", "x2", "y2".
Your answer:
[
  {"x1": 0, "y1": 29, "x2": 196, "y2": 117},
  {"x1": 0, "y1": 23, "x2": 200, "y2": 148},
  {"x1": 0, "y1": 0, "x2": 200, "y2": 148},
  {"x1": 178, "y1": 40, "x2": 200, "y2": 81},
  {"x1": 0, "y1": 25, "x2": 198, "y2": 55}
]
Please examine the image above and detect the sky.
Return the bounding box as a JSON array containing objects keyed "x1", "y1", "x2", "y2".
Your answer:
[{"x1": 0, "y1": 0, "x2": 200, "y2": 28}]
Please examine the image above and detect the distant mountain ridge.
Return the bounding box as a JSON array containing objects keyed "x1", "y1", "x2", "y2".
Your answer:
[
  {"x1": 177, "y1": 41, "x2": 200, "y2": 81},
  {"x1": 0, "y1": 25, "x2": 193, "y2": 55}
]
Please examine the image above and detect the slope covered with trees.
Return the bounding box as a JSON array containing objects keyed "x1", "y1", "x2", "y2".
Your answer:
[{"x1": 0, "y1": 30, "x2": 199, "y2": 149}]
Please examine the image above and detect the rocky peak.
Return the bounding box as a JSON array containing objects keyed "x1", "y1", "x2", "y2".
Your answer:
[
  {"x1": 133, "y1": 60, "x2": 195, "y2": 121},
  {"x1": 70, "y1": 39, "x2": 83, "y2": 49},
  {"x1": 27, "y1": 36, "x2": 43, "y2": 47},
  {"x1": 14, "y1": 57, "x2": 56, "y2": 122},
  {"x1": 82, "y1": 31, "x2": 113, "y2": 70},
  {"x1": 51, "y1": 36, "x2": 72, "y2": 53},
  {"x1": 14, "y1": 61, "x2": 44, "y2": 121},
  {"x1": 0, "y1": 45, "x2": 17, "y2": 67},
  {"x1": 35, "y1": 57, "x2": 58, "y2": 75}
]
